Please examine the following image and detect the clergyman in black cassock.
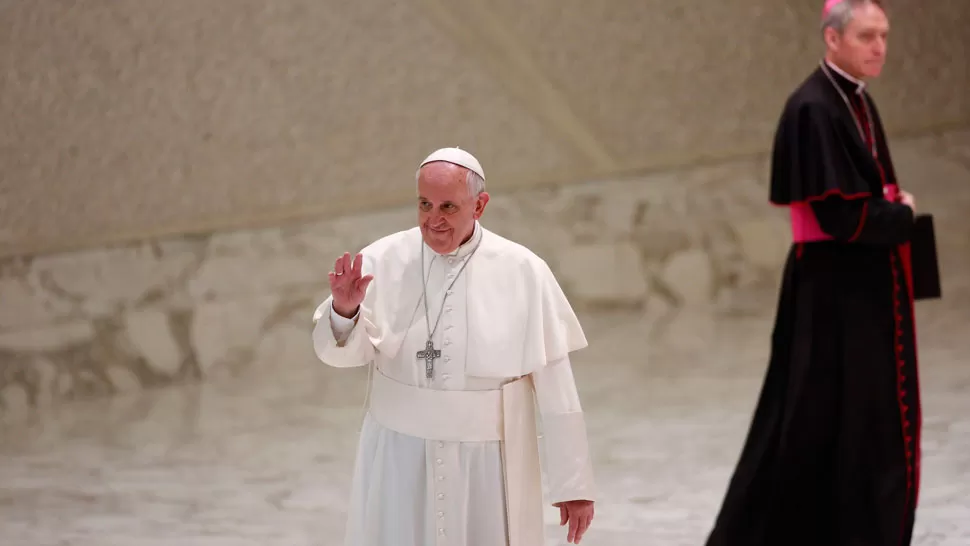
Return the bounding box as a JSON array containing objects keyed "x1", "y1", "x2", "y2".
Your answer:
[{"x1": 705, "y1": 2, "x2": 940, "y2": 545}]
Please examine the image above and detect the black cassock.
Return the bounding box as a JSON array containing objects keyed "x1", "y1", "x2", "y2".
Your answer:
[{"x1": 705, "y1": 63, "x2": 940, "y2": 546}]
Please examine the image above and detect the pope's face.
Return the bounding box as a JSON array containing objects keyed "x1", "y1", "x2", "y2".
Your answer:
[
  {"x1": 416, "y1": 162, "x2": 489, "y2": 254},
  {"x1": 827, "y1": 3, "x2": 889, "y2": 79}
]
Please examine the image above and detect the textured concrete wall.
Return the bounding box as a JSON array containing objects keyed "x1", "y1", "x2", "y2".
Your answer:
[
  {"x1": 2, "y1": 129, "x2": 968, "y2": 421},
  {"x1": 1, "y1": 0, "x2": 968, "y2": 256}
]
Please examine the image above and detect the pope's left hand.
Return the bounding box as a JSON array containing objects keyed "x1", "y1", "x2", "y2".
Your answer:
[{"x1": 554, "y1": 500, "x2": 594, "y2": 543}]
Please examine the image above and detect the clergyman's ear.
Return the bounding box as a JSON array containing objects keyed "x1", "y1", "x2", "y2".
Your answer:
[{"x1": 823, "y1": 26, "x2": 840, "y2": 50}]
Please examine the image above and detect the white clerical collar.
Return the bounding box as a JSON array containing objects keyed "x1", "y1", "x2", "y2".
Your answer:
[
  {"x1": 427, "y1": 221, "x2": 482, "y2": 259},
  {"x1": 824, "y1": 59, "x2": 866, "y2": 94}
]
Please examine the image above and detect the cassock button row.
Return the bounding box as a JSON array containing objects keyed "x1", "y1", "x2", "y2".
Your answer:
[
  {"x1": 438, "y1": 529, "x2": 446, "y2": 536},
  {"x1": 437, "y1": 511, "x2": 444, "y2": 518},
  {"x1": 436, "y1": 458, "x2": 443, "y2": 465},
  {"x1": 437, "y1": 493, "x2": 445, "y2": 500}
]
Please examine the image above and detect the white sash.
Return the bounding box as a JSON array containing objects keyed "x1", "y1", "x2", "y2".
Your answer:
[{"x1": 368, "y1": 370, "x2": 545, "y2": 546}]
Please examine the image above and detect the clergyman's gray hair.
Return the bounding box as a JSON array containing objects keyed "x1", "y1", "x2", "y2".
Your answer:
[
  {"x1": 821, "y1": 0, "x2": 886, "y2": 35},
  {"x1": 415, "y1": 165, "x2": 486, "y2": 196}
]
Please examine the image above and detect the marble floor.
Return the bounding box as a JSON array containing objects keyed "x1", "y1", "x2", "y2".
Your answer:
[{"x1": 1, "y1": 306, "x2": 968, "y2": 546}]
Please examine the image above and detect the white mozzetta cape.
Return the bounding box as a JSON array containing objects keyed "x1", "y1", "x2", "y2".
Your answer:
[{"x1": 316, "y1": 225, "x2": 588, "y2": 378}]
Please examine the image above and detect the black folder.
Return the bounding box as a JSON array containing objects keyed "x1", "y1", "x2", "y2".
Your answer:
[{"x1": 911, "y1": 214, "x2": 942, "y2": 300}]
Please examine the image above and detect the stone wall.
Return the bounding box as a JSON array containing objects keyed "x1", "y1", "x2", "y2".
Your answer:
[
  {"x1": 2, "y1": 129, "x2": 968, "y2": 422},
  {"x1": 2, "y1": 0, "x2": 969, "y2": 257}
]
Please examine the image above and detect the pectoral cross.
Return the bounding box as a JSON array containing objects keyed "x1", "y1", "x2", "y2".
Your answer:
[{"x1": 416, "y1": 340, "x2": 441, "y2": 379}]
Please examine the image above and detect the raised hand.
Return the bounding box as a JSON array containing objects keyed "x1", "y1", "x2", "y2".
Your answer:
[{"x1": 329, "y1": 252, "x2": 374, "y2": 318}]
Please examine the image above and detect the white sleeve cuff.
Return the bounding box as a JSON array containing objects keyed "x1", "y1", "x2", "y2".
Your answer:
[
  {"x1": 329, "y1": 301, "x2": 359, "y2": 340},
  {"x1": 541, "y1": 411, "x2": 597, "y2": 504},
  {"x1": 532, "y1": 354, "x2": 596, "y2": 503}
]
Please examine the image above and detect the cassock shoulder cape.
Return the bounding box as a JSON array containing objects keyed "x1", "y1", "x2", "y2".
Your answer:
[{"x1": 769, "y1": 68, "x2": 885, "y2": 205}]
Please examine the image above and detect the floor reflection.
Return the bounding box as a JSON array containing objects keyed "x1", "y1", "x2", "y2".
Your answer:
[{"x1": 1, "y1": 307, "x2": 968, "y2": 545}]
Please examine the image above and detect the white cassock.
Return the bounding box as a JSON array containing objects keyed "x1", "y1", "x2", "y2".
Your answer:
[{"x1": 312, "y1": 221, "x2": 596, "y2": 546}]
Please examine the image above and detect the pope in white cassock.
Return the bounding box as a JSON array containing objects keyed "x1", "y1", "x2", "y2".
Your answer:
[{"x1": 312, "y1": 147, "x2": 597, "y2": 546}]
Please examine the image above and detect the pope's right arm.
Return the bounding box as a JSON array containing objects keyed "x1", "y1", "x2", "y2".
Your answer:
[{"x1": 311, "y1": 297, "x2": 376, "y2": 368}]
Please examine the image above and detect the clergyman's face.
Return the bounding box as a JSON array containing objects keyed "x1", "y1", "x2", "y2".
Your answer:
[
  {"x1": 828, "y1": 3, "x2": 890, "y2": 79},
  {"x1": 416, "y1": 162, "x2": 489, "y2": 254}
]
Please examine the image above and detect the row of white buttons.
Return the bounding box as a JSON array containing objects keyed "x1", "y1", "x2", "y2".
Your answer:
[
  {"x1": 437, "y1": 261, "x2": 461, "y2": 540},
  {"x1": 435, "y1": 441, "x2": 449, "y2": 540},
  {"x1": 440, "y1": 283, "x2": 454, "y2": 372}
]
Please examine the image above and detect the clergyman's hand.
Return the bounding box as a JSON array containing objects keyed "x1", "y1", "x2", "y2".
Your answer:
[
  {"x1": 899, "y1": 190, "x2": 916, "y2": 214},
  {"x1": 554, "y1": 500, "x2": 594, "y2": 544},
  {"x1": 329, "y1": 252, "x2": 373, "y2": 318}
]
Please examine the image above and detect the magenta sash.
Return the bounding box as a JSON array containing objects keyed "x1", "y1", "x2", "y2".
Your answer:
[{"x1": 790, "y1": 185, "x2": 895, "y2": 243}]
